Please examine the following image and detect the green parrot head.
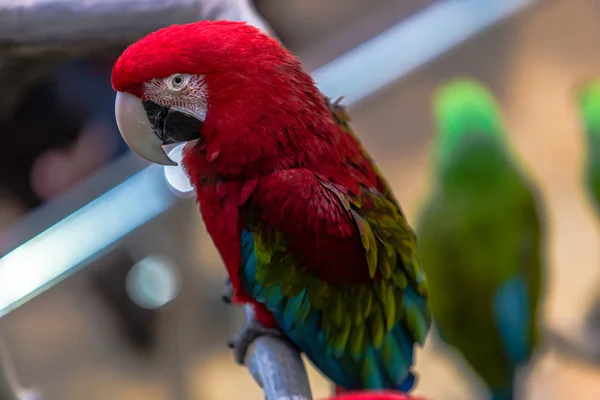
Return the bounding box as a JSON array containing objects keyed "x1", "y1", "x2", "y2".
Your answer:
[
  {"x1": 576, "y1": 79, "x2": 600, "y2": 206},
  {"x1": 432, "y1": 78, "x2": 510, "y2": 187},
  {"x1": 576, "y1": 79, "x2": 600, "y2": 149}
]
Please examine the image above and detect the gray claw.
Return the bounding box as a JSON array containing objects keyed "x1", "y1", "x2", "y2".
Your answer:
[
  {"x1": 222, "y1": 277, "x2": 233, "y2": 304},
  {"x1": 228, "y1": 305, "x2": 282, "y2": 365}
]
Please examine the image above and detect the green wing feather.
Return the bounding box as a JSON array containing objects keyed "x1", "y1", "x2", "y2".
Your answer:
[
  {"x1": 248, "y1": 180, "x2": 430, "y2": 356},
  {"x1": 417, "y1": 183, "x2": 542, "y2": 391}
]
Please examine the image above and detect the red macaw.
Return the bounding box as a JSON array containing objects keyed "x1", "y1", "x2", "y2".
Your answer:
[{"x1": 111, "y1": 20, "x2": 431, "y2": 392}]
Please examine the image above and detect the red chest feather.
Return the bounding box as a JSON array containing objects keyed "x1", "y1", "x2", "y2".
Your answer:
[{"x1": 193, "y1": 178, "x2": 257, "y2": 302}]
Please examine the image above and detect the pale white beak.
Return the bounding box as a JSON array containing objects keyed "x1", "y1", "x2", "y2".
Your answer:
[{"x1": 115, "y1": 91, "x2": 177, "y2": 166}]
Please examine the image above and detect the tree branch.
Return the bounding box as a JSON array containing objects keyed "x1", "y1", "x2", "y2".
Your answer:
[
  {"x1": 546, "y1": 326, "x2": 600, "y2": 366},
  {"x1": 242, "y1": 305, "x2": 313, "y2": 400}
]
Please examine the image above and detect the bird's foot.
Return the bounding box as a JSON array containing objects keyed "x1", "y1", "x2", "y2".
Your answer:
[
  {"x1": 228, "y1": 305, "x2": 281, "y2": 365},
  {"x1": 18, "y1": 388, "x2": 43, "y2": 400},
  {"x1": 221, "y1": 277, "x2": 233, "y2": 304}
]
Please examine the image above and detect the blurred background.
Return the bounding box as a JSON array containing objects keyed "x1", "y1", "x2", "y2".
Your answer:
[{"x1": 2, "y1": 0, "x2": 600, "y2": 399}]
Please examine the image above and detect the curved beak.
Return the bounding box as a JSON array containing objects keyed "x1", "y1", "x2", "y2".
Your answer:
[{"x1": 115, "y1": 92, "x2": 203, "y2": 166}]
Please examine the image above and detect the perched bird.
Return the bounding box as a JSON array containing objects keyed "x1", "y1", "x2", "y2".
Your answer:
[
  {"x1": 111, "y1": 20, "x2": 431, "y2": 392},
  {"x1": 574, "y1": 80, "x2": 600, "y2": 345},
  {"x1": 417, "y1": 79, "x2": 544, "y2": 400},
  {"x1": 576, "y1": 80, "x2": 600, "y2": 214}
]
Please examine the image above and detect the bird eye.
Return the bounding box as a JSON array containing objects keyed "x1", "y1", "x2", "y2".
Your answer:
[{"x1": 167, "y1": 74, "x2": 188, "y2": 90}]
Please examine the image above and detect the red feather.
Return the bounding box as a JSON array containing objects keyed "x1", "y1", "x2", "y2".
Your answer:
[
  {"x1": 323, "y1": 390, "x2": 427, "y2": 400},
  {"x1": 111, "y1": 19, "x2": 393, "y2": 312},
  {"x1": 252, "y1": 169, "x2": 372, "y2": 285}
]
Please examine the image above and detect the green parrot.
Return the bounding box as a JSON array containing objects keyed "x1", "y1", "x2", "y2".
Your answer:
[
  {"x1": 577, "y1": 79, "x2": 600, "y2": 213},
  {"x1": 416, "y1": 79, "x2": 544, "y2": 400}
]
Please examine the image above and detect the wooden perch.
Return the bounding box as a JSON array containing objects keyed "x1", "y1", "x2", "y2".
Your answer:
[
  {"x1": 242, "y1": 305, "x2": 314, "y2": 400},
  {"x1": 0, "y1": 0, "x2": 273, "y2": 58},
  {"x1": 546, "y1": 326, "x2": 600, "y2": 366}
]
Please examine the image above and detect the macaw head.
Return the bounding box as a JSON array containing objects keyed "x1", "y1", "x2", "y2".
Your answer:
[{"x1": 111, "y1": 20, "x2": 335, "y2": 173}]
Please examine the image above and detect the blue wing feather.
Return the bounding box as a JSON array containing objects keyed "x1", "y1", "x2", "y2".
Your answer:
[
  {"x1": 240, "y1": 228, "x2": 419, "y2": 391},
  {"x1": 492, "y1": 275, "x2": 531, "y2": 366}
]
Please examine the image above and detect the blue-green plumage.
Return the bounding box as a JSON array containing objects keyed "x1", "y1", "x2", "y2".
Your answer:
[
  {"x1": 240, "y1": 227, "x2": 426, "y2": 391},
  {"x1": 493, "y1": 276, "x2": 531, "y2": 366}
]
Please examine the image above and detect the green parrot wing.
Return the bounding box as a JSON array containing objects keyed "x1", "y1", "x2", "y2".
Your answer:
[{"x1": 417, "y1": 183, "x2": 543, "y2": 391}]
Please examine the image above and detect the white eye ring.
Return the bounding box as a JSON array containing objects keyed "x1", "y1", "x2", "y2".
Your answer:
[{"x1": 166, "y1": 74, "x2": 189, "y2": 91}]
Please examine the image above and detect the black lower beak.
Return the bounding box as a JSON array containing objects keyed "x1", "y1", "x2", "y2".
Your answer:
[{"x1": 142, "y1": 100, "x2": 203, "y2": 145}]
